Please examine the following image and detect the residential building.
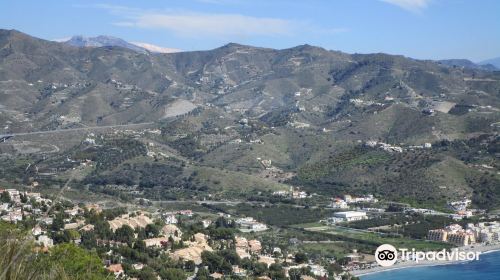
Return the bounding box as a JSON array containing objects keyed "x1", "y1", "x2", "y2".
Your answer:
[
  {"x1": 428, "y1": 229, "x2": 448, "y2": 242},
  {"x1": 164, "y1": 214, "x2": 178, "y2": 224},
  {"x1": 236, "y1": 217, "x2": 268, "y2": 232}
]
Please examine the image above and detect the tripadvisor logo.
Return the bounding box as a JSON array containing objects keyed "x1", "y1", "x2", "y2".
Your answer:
[
  {"x1": 375, "y1": 244, "x2": 398, "y2": 267},
  {"x1": 374, "y1": 244, "x2": 481, "y2": 267}
]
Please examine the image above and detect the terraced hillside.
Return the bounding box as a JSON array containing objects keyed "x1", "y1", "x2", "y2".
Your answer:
[{"x1": 0, "y1": 29, "x2": 499, "y2": 210}]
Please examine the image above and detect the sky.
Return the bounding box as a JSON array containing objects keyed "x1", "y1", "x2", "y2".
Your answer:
[{"x1": 0, "y1": 0, "x2": 499, "y2": 62}]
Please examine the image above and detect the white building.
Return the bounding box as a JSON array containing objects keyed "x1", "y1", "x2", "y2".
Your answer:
[
  {"x1": 202, "y1": 219, "x2": 212, "y2": 228},
  {"x1": 448, "y1": 199, "x2": 471, "y2": 212},
  {"x1": 309, "y1": 265, "x2": 328, "y2": 277},
  {"x1": 330, "y1": 199, "x2": 348, "y2": 209},
  {"x1": 236, "y1": 217, "x2": 268, "y2": 232},
  {"x1": 0, "y1": 203, "x2": 9, "y2": 211},
  {"x1": 332, "y1": 211, "x2": 367, "y2": 222},
  {"x1": 164, "y1": 214, "x2": 178, "y2": 224}
]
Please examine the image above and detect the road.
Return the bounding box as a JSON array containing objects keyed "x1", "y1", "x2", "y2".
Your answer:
[
  {"x1": 0, "y1": 122, "x2": 154, "y2": 138},
  {"x1": 152, "y1": 199, "x2": 243, "y2": 206}
]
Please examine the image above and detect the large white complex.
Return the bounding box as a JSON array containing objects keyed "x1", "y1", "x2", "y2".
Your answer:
[
  {"x1": 328, "y1": 211, "x2": 368, "y2": 224},
  {"x1": 235, "y1": 217, "x2": 268, "y2": 232}
]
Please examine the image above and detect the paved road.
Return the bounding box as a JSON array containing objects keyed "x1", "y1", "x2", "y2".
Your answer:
[
  {"x1": 152, "y1": 200, "x2": 243, "y2": 206},
  {"x1": 0, "y1": 122, "x2": 154, "y2": 138}
]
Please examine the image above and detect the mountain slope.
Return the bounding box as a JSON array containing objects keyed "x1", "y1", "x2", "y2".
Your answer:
[{"x1": 0, "y1": 29, "x2": 499, "y2": 209}]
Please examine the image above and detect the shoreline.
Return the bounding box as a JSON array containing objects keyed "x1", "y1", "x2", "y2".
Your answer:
[{"x1": 351, "y1": 244, "x2": 500, "y2": 277}]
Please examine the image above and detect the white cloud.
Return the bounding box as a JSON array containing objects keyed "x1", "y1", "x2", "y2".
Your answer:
[
  {"x1": 117, "y1": 12, "x2": 293, "y2": 37},
  {"x1": 95, "y1": 4, "x2": 347, "y2": 39},
  {"x1": 380, "y1": 0, "x2": 432, "y2": 13}
]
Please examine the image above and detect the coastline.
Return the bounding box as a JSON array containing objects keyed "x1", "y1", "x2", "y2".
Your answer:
[{"x1": 351, "y1": 243, "x2": 500, "y2": 277}]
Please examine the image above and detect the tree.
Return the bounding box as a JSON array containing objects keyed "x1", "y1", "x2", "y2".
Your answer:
[
  {"x1": 201, "y1": 251, "x2": 225, "y2": 273},
  {"x1": 51, "y1": 214, "x2": 64, "y2": 232},
  {"x1": 135, "y1": 267, "x2": 157, "y2": 280},
  {"x1": 114, "y1": 225, "x2": 135, "y2": 244},
  {"x1": 20, "y1": 193, "x2": 28, "y2": 203},
  {"x1": 67, "y1": 229, "x2": 81, "y2": 241},
  {"x1": 195, "y1": 267, "x2": 210, "y2": 280},
  {"x1": 0, "y1": 191, "x2": 10, "y2": 203},
  {"x1": 289, "y1": 267, "x2": 312, "y2": 280},
  {"x1": 159, "y1": 268, "x2": 185, "y2": 280},
  {"x1": 269, "y1": 263, "x2": 287, "y2": 280},
  {"x1": 209, "y1": 228, "x2": 234, "y2": 240},
  {"x1": 218, "y1": 249, "x2": 240, "y2": 265},
  {"x1": 253, "y1": 262, "x2": 268, "y2": 276},
  {"x1": 184, "y1": 260, "x2": 196, "y2": 272},
  {"x1": 53, "y1": 230, "x2": 71, "y2": 244},
  {"x1": 81, "y1": 231, "x2": 97, "y2": 249},
  {"x1": 145, "y1": 224, "x2": 160, "y2": 237},
  {"x1": 134, "y1": 240, "x2": 147, "y2": 252},
  {"x1": 294, "y1": 252, "x2": 308, "y2": 264}
]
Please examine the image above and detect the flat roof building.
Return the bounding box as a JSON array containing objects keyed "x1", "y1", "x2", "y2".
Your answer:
[{"x1": 333, "y1": 211, "x2": 367, "y2": 222}]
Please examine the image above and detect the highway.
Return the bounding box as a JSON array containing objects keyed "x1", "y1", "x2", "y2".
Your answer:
[{"x1": 0, "y1": 122, "x2": 154, "y2": 139}]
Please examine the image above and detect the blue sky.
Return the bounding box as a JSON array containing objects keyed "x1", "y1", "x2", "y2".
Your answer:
[{"x1": 0, "y1": 0, "x2": 499, "y2": 61}]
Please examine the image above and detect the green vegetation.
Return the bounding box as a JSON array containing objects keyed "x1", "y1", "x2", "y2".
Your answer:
[
  {"x1": 0, "y1": 222, "x2": 111, "y2": 280},
  {"x1": 220, "y1": 203, "x2": 334, "y2": 226},
  {"x1": 300, "y1": 224, "x2": 453, "y2": 252}
]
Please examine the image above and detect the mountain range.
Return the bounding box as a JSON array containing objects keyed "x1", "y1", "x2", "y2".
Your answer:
[
  {"x1": 0, "y1": 29, "x2": 498, "y2": 210},
  {"x1": 479, "y1": 57, "x2": 500, "y2": 69},
  {"x1": 60, "y1": 33, "x2": 499, "y2": 70}
]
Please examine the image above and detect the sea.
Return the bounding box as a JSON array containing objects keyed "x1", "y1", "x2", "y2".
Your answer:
[{"x1": 361, "y1": 251, "x2": 500, "y2": 280}]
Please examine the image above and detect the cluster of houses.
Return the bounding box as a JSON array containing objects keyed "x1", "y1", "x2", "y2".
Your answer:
[
  {"x1": 428, "y1": 221, "x2": 500, "y2": 246},
  {"x1": 162, "y1": 209, "x2": 194, "y2": 225},
  {"x1": 365, "y1": 140, "x2": 403, "y2": 153},
  {"x1": 0, "y1": 188, "x2": 52, "y2": 223},
  {"x1": 272, "y1": 186, "x2": 308, "y2": 199},
  {"x1": 330, "y1": 194, "x2": 378, "y2": 209},
  {"x1": 1, "y1": 184, "x2": 362, "y2": 279},
  {"x1": 100, "y1": 210, "x2": 338, "y2": 279},
  {"x1": 0, "y1": 189, "x2": 105, "y2": 252},
  {"x1": 445, "y1": 198, "x2": 486, "y2": 220},
  {"x1": 365, "y1": 140, "x2": 432, "y2": 153}
]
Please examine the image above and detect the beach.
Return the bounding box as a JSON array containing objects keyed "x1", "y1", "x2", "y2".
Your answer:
[{"x1": 351, "y1": 243, "x2": 500, "y2": 277}]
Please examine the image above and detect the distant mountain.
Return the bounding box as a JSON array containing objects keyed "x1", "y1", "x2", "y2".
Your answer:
[
  {"x1": 62, "y1": 35, "x2": 180, "y2": 54},
  {"x1": 479, "y1": 57, "x2": 500, "y2": 69},
  {"x1": 64, "y1": 35, "x2": 147, "y2": 53},
  {"x1": 437, "y1": 59, "x2": 498, "y2": 71}
]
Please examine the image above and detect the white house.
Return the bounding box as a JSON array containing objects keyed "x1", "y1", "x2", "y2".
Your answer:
[{"x1": 165, "y1": 214, "x2": 178, "y2": 224}]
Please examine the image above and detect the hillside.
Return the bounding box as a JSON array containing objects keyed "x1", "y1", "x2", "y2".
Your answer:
[{"x1": 0, "y1": 29, "x2": 499, "y2": 210}]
